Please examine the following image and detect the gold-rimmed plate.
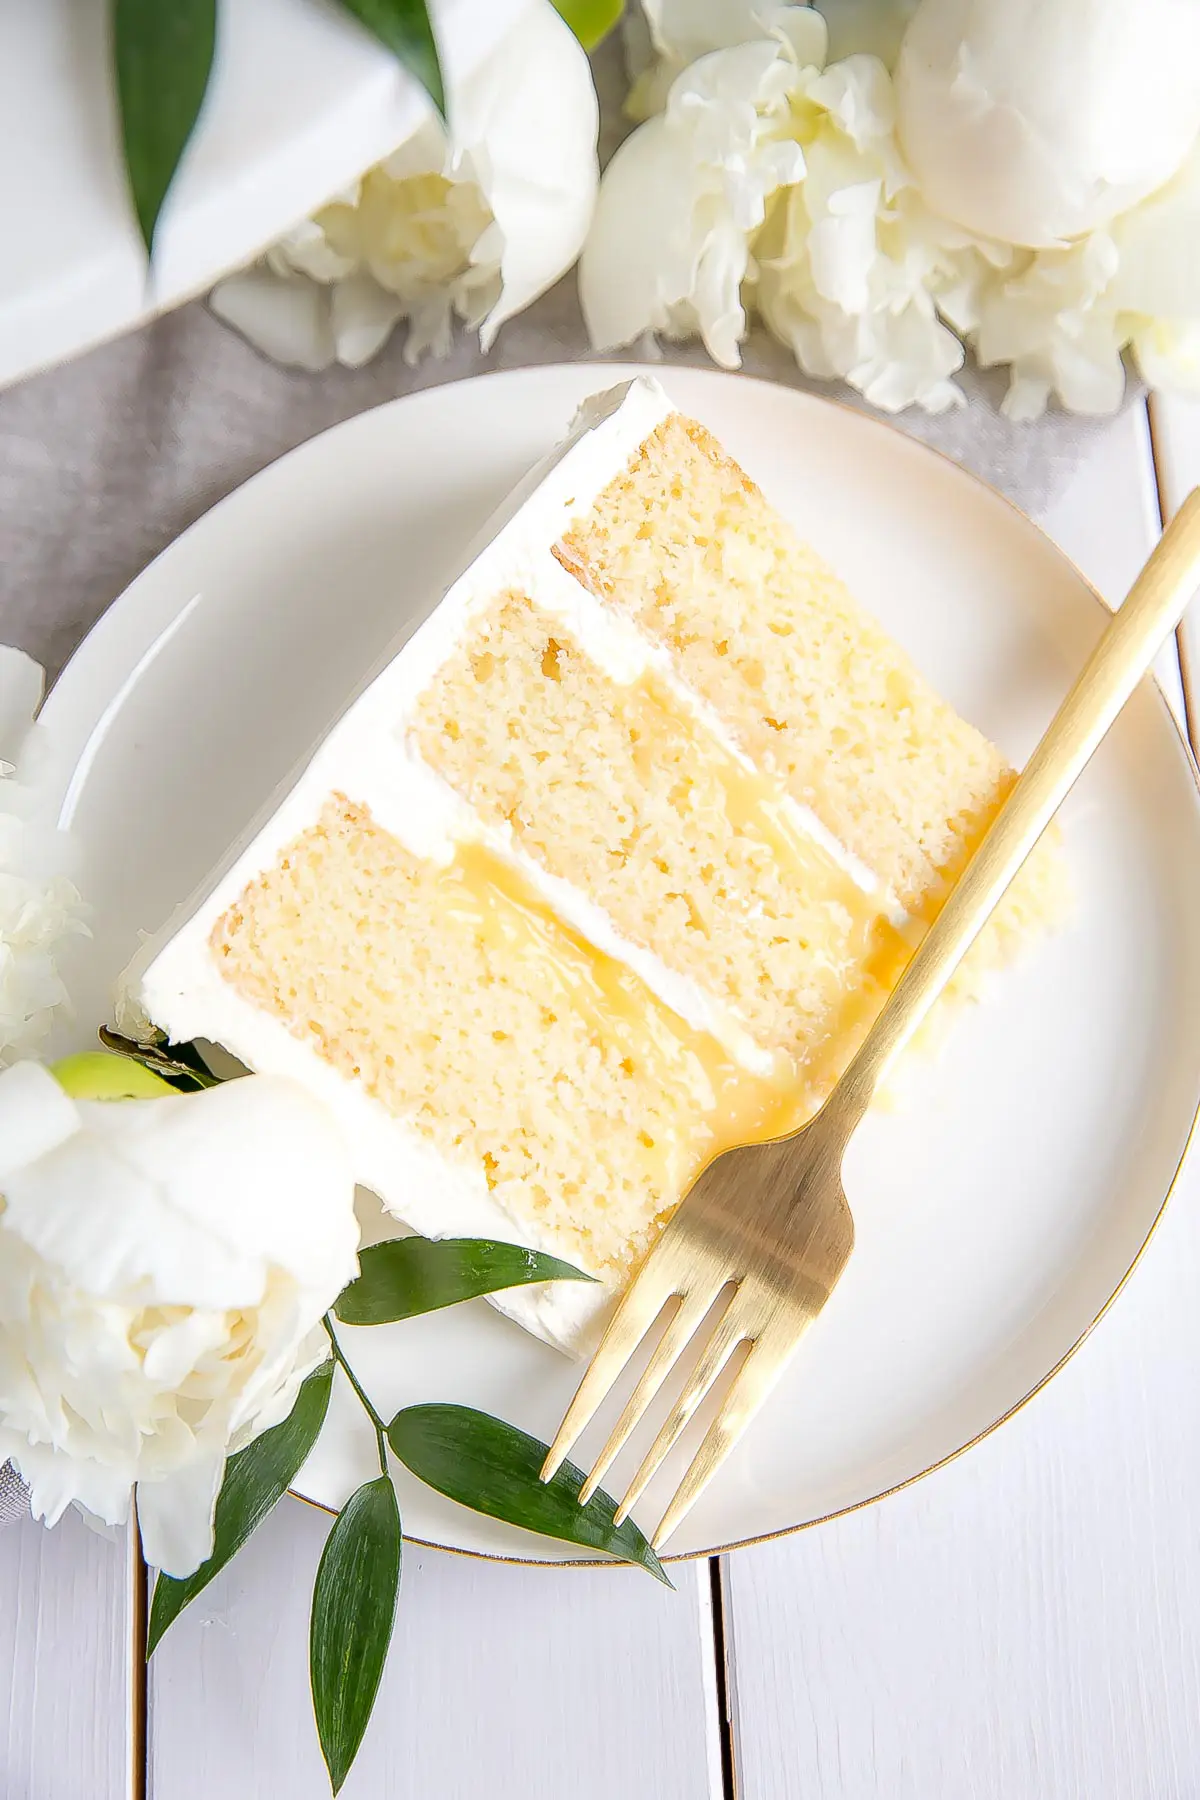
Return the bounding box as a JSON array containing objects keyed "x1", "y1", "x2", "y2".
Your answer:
[{"x1": 43, "y1": 363, "x2": 1200, "y2": 1565}]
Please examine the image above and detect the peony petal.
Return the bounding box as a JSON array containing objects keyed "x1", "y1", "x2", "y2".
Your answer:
[
  {"x1": 807, "y1": 180, "x2": 882, "y2": 310},
  {"x1": 693, "y1": 218, "x2": 753, "y2": 368},
  {"x1": 1132, "y1": 319, "x2": 1200, "y2": 396},
  {"x1": 580, "y1": 115, "x2": 700, "y2": 351},
  {"x1": 1000, "y1": 370, "x2": 1053, "y2": 422},
  {"x1": 136, "y1": 1442, "x2": 226, "y2": 1578},
  {"x1": 269, "y1": 217, "x2": 358, "y2": 285},
  {"x1": 329, "y1": 274, "x2": 407, "y2": 367},
  {"x1": 1110, "y1": 142, "x2": 1200, "y2": 318},
  {"x1": 641, "y1": 0, "x2": 826, "y2": 73},
  {"x1": 11, "y1": 1436, "x2": 134, "y2": 1531},
  {"x1": 209, "y1": 270, "x2": 336, "y2": 372},
  {"x1": 894, "y1": 0, "x2": 1200, "y2": 246},
  {"x1": 584, "y1": 26, "x2": 815, "y2": 368},
  {"x1": 808, "y1": 53, "x2": 895, "y2": 148},
  {"x1": 98, "y1": 1078, "x2": 359, "y2": 1297},
  {"x1": 468, "y1": 2, "x2": 599, "y2": 349},
  {"x1": 11, "y1": 1079, "x2": 356, "y2": 1309},
  {"x1": 0, "y1": 1061, "x2": 80, "y2": 1182},
  {"x1": 142, "y1": 1311, "x2": 231, "y2": 1389},
  {"x1": 379, "y1": 115, "x2": 447, "y2": 183},
  {"x1": 2, "y1": 1120, "x2": 269, "y2": 1308},
  {"x1": 1052, "y1": 333, "x2": 1128, "y2": 415}
]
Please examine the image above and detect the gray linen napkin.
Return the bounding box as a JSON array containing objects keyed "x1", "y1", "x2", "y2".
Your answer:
[
  {"x1": 0, "y1": 1460, "x2": 29, "y2": 1525},
  {"x1": 0, "y1": 283, "x2": 1132, "y2": 689}
]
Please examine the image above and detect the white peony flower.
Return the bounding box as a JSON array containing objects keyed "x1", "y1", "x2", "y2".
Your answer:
[
  {"x1": 211, "y1": 0, "x2": 599, "y2": 370},
  {"x1": 0, "y1": 649, "x2": 87, "y2": 1061},
  {"x1": 954, "y1": 134, "x2": 1200, "y2": 419},
  {"x1": 1113, "y1": 144, "x2": 1200, "y2": 398},
  {"x1": 627, "y1": 0, "x2": 815, "y2": 118},
  {"x1": 588, "y1": 5, "x2": 1200, "y2": 421},
  {"x1": 583, "y1": 20, "x2": 821, "y2": 368},
  {"x1": 894, "y1": 0, "x2": 1200, "y2": 248},
  {"x1": 584, "y1": 22, "x2": 975, "y2": 411},
  {"x1": 967, "y1": 233, "x2": 1126, "y2": 420},
  {"x1": 0, "y1": 1064, "x2": 360, "y2": 1576},
  {"x1": 1131, "y1": 320, "x2": 1200, "y2": 400},
  {"x1": 754, "y1": 52, "x2": 977, "y2": 412}
]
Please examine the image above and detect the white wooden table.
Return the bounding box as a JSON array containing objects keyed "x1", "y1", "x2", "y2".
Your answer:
[{"x1": 3, "y1": 392, "x2": 1199, "y2": 1800}]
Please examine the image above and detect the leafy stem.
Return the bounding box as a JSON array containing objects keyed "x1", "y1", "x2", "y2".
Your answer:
[
  {"x1": 323, "y1": 1315, "x2": 388, "y2": 1476},
  {"x1": 104, "y1": 1020, "x2": 671, "y2": 1792}
]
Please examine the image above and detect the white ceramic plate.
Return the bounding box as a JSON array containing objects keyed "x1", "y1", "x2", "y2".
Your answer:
[{"x1": 42, "y1": 363, "x2": 1200, "y2": 1566}]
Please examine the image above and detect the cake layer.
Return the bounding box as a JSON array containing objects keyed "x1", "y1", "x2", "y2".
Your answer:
[
  {"x1": 211, "y1": 795, "x2": 807, "y2": 1284},
  {"x1": 414, "y1": 589, "x2": 907, "y2": 1067},
  {"x1": 557, "y1": 411, "x2": 1011, "y2": 918}
]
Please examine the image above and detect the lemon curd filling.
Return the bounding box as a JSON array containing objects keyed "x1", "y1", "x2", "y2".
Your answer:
[
  {"x1": 210, "y1": 799, "x2": 860, "y2": 1282},
  {"x1": 446, "y1": 840, "x2": 816, "y2": 1161},
  {"x1": 414, "y1": 589, "x2": 907, "y2": 1070}
]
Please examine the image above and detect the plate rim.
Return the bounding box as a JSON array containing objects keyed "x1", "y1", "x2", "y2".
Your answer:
[{"x1": 42, "y1": 359, "x2": 1200, "y2": 1568}]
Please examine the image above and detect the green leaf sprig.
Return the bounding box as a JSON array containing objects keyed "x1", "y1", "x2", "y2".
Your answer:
[
  {"x1": 311, "y1": 1476, "x2": 403, "y2": 1794},
  {"x1": 389, "y1": 1404, "x2": 670, "y2": 1582},
  {"x1": 113, "y1": 0, "x2": 218, "y2": 260},
  {"x1": 141, "y1": 1201, "x2": 668, "y2": 1794},
  {"x1": 335, "y1": 1235, "x2": 596, "y2": 1325}
]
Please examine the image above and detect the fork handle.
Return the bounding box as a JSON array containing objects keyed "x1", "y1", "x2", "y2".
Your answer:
[{"x1": 824, "y1": 486, "x2": 1200, "y2": 1140}]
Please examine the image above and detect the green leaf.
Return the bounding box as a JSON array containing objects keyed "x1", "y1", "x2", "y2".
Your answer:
[
  {"x1": 551, "y1": 0, "x2": 624, "y2": 49},
  {"x1": 310, "y1": 1476, "x2": 402, "y2": 1795},
  {"x1": 112, "y1": 0, "x2": 218, "y2": 259},
  {"x1": 335, "y1": 0, "x2": 445, "y2": 119},
  {"x1": 147, "y1": 1361, "x2": 334, "y2": 1655},
  {"x1": 99, "y1": 1027, "x2": 222, "y2": 1093},
  {"x1": 388, "y1": 1404, "x2": 671, "y2": 1584},
  {"x1": 334, "y1": 1237, "x2": 596, "y2": 1326}
]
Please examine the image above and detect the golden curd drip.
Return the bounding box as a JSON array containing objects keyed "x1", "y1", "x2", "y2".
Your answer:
[
  {"x1": 441, "y1": 838, "x2": 885, "y2": 1187},
  {"x1": 212, "y1": 788, "x2": 915, "y2": 1277},
  {"x1": 625, "y1": 674, "x2": 915, "y2": 1090}
]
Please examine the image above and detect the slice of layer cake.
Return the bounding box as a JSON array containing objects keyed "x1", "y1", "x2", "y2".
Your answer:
[{"x1": 131, "y1": 377, "x2": 1067, "y2": 1354}]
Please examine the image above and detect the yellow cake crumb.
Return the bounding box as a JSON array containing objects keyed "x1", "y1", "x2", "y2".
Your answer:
[
  {"x1": 212, "y1": 798, "x2": 822, "y2": 1282},
  {"x1": 415, "y1": 589, "x2": 905, "y2": 1066}
]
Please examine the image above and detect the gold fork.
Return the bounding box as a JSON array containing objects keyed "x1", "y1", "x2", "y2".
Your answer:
[{"x1": 541, "y1": 489, "x2": 1200, "y2": 1551}]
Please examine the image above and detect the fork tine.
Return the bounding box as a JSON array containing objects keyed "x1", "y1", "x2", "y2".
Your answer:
[
  {"x1": 577, "y1": 1282, "x2": 735, "y2": 1506},
  {"x1": 612, "y1": 1310, "x2": 749, "y2": 1526},
  {"x1": 650, "y1": 1327, "x2": 796, "y2": 1549},
  {"x1": 539, "y1": 1264, "x2": 680, "y2": 1483}
]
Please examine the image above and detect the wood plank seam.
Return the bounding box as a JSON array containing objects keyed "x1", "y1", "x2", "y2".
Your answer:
[
  {"x1": 132, "y1": 1518, "x2": 148, "y2": 1800},
  {"x1": 708, "y1": 1558, "x2": 739, "y2": 1799},
  {"x1": 718, "y1": 405, "x2": 1195, "y2": 1800},
  {"x1": 1148, "y1": 396, "x2": 1200, "y2": 753}
]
